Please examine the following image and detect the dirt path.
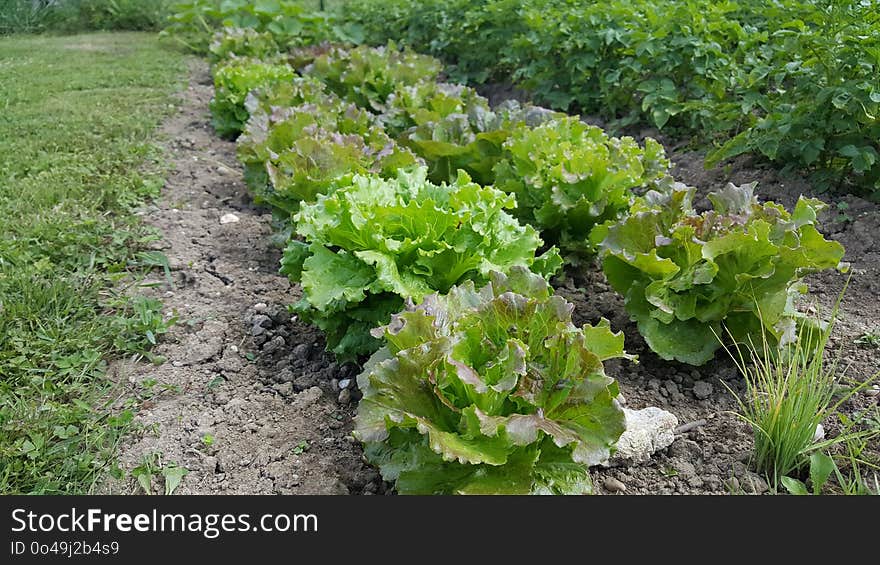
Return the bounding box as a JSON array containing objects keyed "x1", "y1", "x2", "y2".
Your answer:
[{"x1": 102, "y1": 60, "x2": 377, "y2": 495}]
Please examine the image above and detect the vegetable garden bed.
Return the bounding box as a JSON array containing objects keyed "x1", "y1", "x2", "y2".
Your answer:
[{"x1": 100, "y1": 1, "x2": 880, "y2": 495}]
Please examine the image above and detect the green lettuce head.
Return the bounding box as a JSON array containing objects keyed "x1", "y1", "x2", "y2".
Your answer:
[
  {"x1": 282, "y1": 167, "x2": 562, "y2": 360},
  {"x1": 494, "y1": 116, "x2": 669, "y2": 264},
  {"x1": 209, "y1": 58, "x2": 296, "y2": 139},
  {"x1": 593, "y1": 181, "x2": 846, "y2": 365},
  {"x1": 354, "y1": 267, "x2": 631, "y2": 494}
]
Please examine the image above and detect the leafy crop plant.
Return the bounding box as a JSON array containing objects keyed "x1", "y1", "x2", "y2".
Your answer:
[
  {"x1": 281, "y1": 167, "x2": 561, "y2": 360},
  {"x1": 354, "y1": 268, "x2": 631, "y2": 494},
  {"x1": 593, "y1": 181, "x2": 845, "y2": 365}
]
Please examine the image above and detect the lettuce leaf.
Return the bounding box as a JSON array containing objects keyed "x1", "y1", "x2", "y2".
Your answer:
[
  {"x1": 237, "y1": 83, "x2": 421, "y2": 217},
  {"x1": 209, "y1": 57, "x2": 296, "y2": 139},
  {"x1": 284, "y1": 167, "x2": 562, "y2": 360},
  {"x1": 305, "y1": 42, "x2": 442, "y2": 112},
  {"x1": 494, "y1": 116, "x2": 670, "y2": 263},
  {"x1": 354, "y1": 267, "x2": 630, "y2": 494},
  {"x1": 593, "y1": 181, "x2": 845, "y2": 365}
]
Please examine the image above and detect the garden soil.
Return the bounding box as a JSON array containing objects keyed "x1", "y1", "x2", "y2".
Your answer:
[{"x1": 104, "y1": 62, "x2": 878, "y2": 496}]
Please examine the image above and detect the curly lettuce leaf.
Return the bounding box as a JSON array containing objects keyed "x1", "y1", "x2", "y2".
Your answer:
[
  {"x1": 284, "y1": 167, "x2": 561, "y2": 360},
  {"x1": 596, "y1": 182, "x2": 845, "y2": 365},
  {"x1": 354, "y1": 267, "x2": 629, "y2": 494},
  {"x1": 494, "y1": 116, "x2": 670, "y2": 263}
]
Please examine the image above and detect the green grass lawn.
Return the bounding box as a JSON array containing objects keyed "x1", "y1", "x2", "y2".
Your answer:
[{"x1": 0, "y1": 32, "x2": 186, "y2": 494}]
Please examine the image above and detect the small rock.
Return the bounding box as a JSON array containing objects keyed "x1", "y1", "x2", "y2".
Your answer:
[
  {"x1": 251, "y1": 324, "x2": 266, "y2": 337},
  {"x1": 339, "y1": 378, "x2": 352, "y2": 390},
  {"x1": 693, "y1": 381, "x2": 713, "y2": 400},
  {"x1": 272, "y1": 309, "x2": 291, "y2": 325},
  {"x1": 278, "y1": 369, "x2": 295, "y2": 383},
  {"x1": 203, "y1": 456, "x2": 218, "y2": 473},
  {"x1": 742, "y1": 473, "x2": 769, "y2": 495},
  {"x1": 813, "y1": 423, "x2": 825, "y2": 442},
  {"x1": 616, "y1": 392, "x2": 626, "y2": 406},
  {"x1": 262, "y1": 335, "x2": 286, "y2": 355},
  {"x1": 664, "y1": 381, "x2": 679, "y2": 396},
  {"x1": 217, "y1": 165, "x2": 233, "y2": 176},
  {"x1": 273, "y1": 382, "x2": 293, "y2": 397},
  {"x1": 252, "y1": 314, "x2": 273, "y2": 329},
  {"x1": 865, "y1": 386, "x2": 880, "y2": 397},
  {"x1": 219, "y1": 213, "x2": 240, "y2": 224},
  {"x1": 603, "y1": 477, "x2": 627, "y2": 493},
  {"x1": 647, "y1": 379, "x2": 662, "y2": 392},
  {"x1": 603, "y1": 407, "x2": 678, "y2": 467},
  {"x1": 292, "y1": 386, "x2": 323, "y2": 409},
  {"x1": 172, "y1": 360, "x2": 184, "y2": 368},
  {"x1": 253, "y1": 302, "x2": 268, "y2": 313},
  {"x1": 292, "y1": 343, "x2": 311, "y2": 359},
  {"x1": 293, "y1": 374, "x2": 316, "y2": 392},
  {"x1": 330, "y1": 379, "x2": 339, "y2": 392},
  {"x1": 338, "y1": 389, "x2": 351, "y2": 405}
]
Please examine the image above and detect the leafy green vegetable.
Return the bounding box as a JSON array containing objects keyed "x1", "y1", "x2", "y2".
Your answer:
[
  {"x1": 282, "y1": 167, "x2": 562, "y2": 360},
  {"x1": 208, "y1": 27, "x2": 280, "y2": 64},
  {"x1": 494, "y1": 116, "x2": 670, "y2": 263},
  {"x1": 338, "y1": 0, "x2": 880, "y2": 198},
  {"x1": 397, "y1": 96, "x2": 561, "y2": 185},
  {"x1": 237, "y1": 80, "x2": 421, "y2": 217},
  {"x1": 209, "y1": 57, "x2": 296, "y2": 138},
  {"x1": 593, "y1": 181, "x2": 845, "y2": 365},
  {"x1": 305, "y1": 42, "x2": 442, "y2": 113},
  {"x1": 354, "y1": 267, "x2": 630, "y2": 494},
  {"x1": 162, "y1": 0, "x2": 342, "y2": 54}
]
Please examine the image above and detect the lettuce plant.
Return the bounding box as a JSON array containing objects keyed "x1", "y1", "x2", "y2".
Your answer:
[
  {"x1": 237, "y1": 85, "x2": 419, "y2": 216},
  {"x1": 398, "y1": 97, "x2": 560, "y2": 186},
  {"x1": 209, "y1": 58, "x2": 296, "y2": 138},
  {"x1": 281, "y1": 167, "x2": 562, "y2": 360},
  {"x1": 305, "y1": 43, "x2": 442, "y2": 112},
  {"x1": 208, "y1": 27, "x2": 280, "y2": 64},
  {"x1": 592, "y1": 181, "x2": 846, "y2": 365},
  {"x1": 494, "y1": 116, "x2": 670, "y2": 263},
  {"x1": 354, "y1": 267, "x2": 630, "y2": 494}
]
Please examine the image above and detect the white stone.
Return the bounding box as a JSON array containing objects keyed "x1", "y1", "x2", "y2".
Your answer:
[
  {"x1": 600, "y1": 406, "x2": 678, "y2": 467},
  {"x1": 219, "y1": 213, "x2": 240, "y2": 224},
  {"x1": 813, "y1": 423, "x2": 825, "y2": 443}
]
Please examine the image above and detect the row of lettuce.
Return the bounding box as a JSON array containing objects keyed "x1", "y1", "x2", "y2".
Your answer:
[
  {"x1": 203, "y1": 29, "x2": 844, "y2": 493},
  {"x1": 164, "y1": 0, "x2": 880, "y2": 200}
]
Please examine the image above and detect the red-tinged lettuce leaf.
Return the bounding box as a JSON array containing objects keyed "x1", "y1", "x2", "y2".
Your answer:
[
  {"x1": 354, "y1": 267, "x2": 629, "y2": 494},
  {"x1": 209, "y1": 57, "x2": 296, "y2": 139},
  {"x1": 596, "y1": 181, "x2": 845, "y2": 365}
]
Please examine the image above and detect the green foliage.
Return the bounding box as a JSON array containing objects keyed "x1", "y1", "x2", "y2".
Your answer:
[
  {"x1": 305, "y1": 42, "x2": 443, "y2": 112},
  {"x1": 723, "y1": 290, "x2": 880, "y2": 493},
  {"x1": 208, "y1": 27, "x2": 280, "y2": 63},
  {"x1": 281, "y1": 167, "x2": 562, "y2": 360},
  {"x1": 494, "y1": 116, "x2": 670, "y2": 263},
  {"x1": 209, "y1": 57, "x2": 296, "y2": 138},
  {"x1": 593, "y1": 181, "x2": 845, "y2": 365},
  {"x1": 338, "y1": 0, "x2": 880, "y2": 198},
  {"x1": 46, "y1": 0, "x2": 174, "y2": 32},
  {"x1": 0, "y1": 0, "x2": 54, "y2": 34},
  {"x1": 0, "y1": 33, "x2": 184, "y2": 493},
  {"x1": 238, "y1": 92, "x2": 421, "y2": 217},
  {"x1": 354, "y1": 267, "x2": 630, "y2": 494},
  {"x1": 393, "y1": 92, "x2": 558, "y2": 185},
  {"x1": 162, "y1": 0, "x2": 342, "y2": 53}
]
